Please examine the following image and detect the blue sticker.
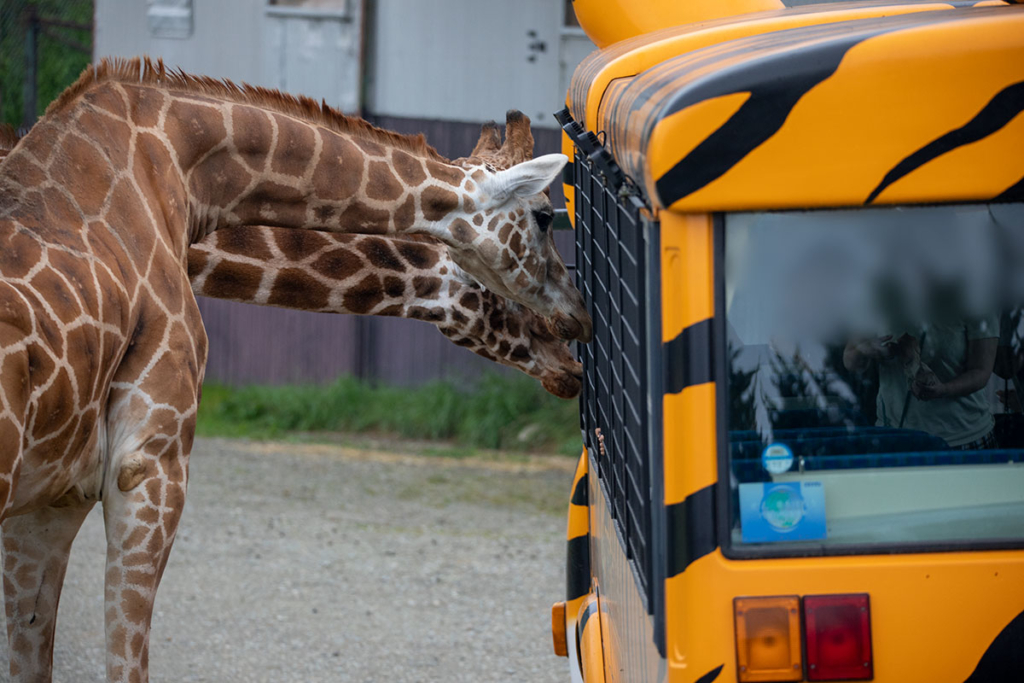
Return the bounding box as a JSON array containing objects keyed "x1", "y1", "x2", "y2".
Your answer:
[
  {"x1": 762, "y1": 443, "x2": 794, "y2": 474},
  {"x1": 739, "y1": 482, "x2": 827, "y2": 543}
]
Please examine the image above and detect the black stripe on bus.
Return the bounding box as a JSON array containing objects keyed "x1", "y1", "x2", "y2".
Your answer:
[
  {"x1": 666, "y1": 483, "x2": 717, "y2": 578},
  {"x1": 964, "y1": 609, "x2": 1024, "y2": 682},
  {"x1": 571, "y1": 473, "x2": 589, "y2": 506},
  {"x1": 578, "y1": 597, "x2": 600, "y2": 636},
  {"x1": 696, "y1": 665, "x2": 725, "y2": 683},
  {"x1": 995, "y1": 174, "x2": 1024, "y2": 202},
  {"x1": 567, "y1": 534, "x2": 592, "y2": 602},
  {"x1": 867, "y1": 80, "x2": 1024, "y2": 204},
  {"x1": 664, "y1": 318, "x2": 714, "y2": 395},
  {"x1": 653, "y1": 37, "x2": 859, "y2": 207}
]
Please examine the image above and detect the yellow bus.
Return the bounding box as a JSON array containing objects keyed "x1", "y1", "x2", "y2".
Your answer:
[{"x1": 549, "y1": 0, "x2": 1024, "y2": 681}]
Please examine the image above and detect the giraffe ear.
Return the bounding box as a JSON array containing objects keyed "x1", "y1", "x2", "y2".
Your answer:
[{"x1": 488, "y1": 154, "x2": 568, "y2": 202}]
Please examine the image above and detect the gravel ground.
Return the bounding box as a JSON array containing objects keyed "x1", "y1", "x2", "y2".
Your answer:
[{"x1": 0, "y1": 437, "x2": 576, "y2": 683}]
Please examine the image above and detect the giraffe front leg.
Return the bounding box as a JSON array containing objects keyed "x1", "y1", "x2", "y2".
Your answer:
[
  {"x1": 102, "y1": 436, "x2": 190, "y2": 683},
  {"x1": 3, "y1": 502, "x2": 95, "y2": 682}
]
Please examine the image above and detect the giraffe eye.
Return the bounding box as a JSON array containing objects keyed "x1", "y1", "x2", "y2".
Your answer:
[{"x1": 533, "y1": 210, "x2": 554, "y2": 232}]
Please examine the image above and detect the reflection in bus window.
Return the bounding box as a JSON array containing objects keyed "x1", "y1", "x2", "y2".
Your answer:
[{"x1": 725, "y1": 203, "x2": 1024, "y2": 548}]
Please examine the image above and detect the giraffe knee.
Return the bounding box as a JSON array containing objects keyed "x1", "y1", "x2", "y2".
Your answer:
[{"x1": 116, "y1": 454, "x2": 149, "y2": 492}]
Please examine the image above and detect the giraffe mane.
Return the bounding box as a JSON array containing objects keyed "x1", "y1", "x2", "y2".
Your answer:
[{"x1": 46, "y1": 56, "x2": 448, "y2": 162}]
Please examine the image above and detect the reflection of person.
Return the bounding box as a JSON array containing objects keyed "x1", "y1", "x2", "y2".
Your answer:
[
  {"x1": 993, "y1": 310, "x2": 1024, "y2": 419},
  {"x1": 844, "y1": 316, "x2": 999, "y2": 449}
]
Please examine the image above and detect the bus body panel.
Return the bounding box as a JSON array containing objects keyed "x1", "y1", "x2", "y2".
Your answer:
[
  {"x1": 666, "y1": 549, "x2": 1024, "y2": 682},
  {"x1": 580, "y1": 7, "x2": 1024, "y2": 211},
  {"x1": 588, "y1": 454, "x2": 666, "y2": 683},
  {"x1": 558, "y1": 2, "x2": 1024, "y2": 681},
  {"x1": 569, "y1": 0, "x2": 990, "y2": 132}
]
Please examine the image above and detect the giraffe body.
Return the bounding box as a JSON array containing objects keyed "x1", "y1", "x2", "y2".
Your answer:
[{"x1": 0, "y1": 58, "x2": 587, "y2": 682}]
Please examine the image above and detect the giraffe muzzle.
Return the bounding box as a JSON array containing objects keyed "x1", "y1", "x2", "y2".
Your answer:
[{"x1": 551, "y1": 310, "x2": 594, "y2": 344}]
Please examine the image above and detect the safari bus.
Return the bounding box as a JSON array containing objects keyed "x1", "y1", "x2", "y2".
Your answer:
[{"x1": 548, "y1": 0, "x2": 1024, "y2": 681}]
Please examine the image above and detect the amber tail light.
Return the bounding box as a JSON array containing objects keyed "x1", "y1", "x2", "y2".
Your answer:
[
  {"x1": 803, "y1": 594, "x2": 873, "y2": 681},
  {"x1": 734, "y1": 596, "x2": 803, "y2": 682}
]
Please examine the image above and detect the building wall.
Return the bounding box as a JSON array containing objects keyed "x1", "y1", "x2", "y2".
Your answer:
[
  {"x1": 369, "y1": 0, "x2": 594, "y2": 128},
  {"x1": 94, "y1": 0, "x2": 269, "y2": 86},
  {"x1": 94, "y1": 0, "x2": 362, "y2": 111}
]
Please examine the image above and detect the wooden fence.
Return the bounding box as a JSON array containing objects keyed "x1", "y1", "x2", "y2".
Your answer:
[{"x1": 199, "y1": 114, "x2": 574, "y2": 387}]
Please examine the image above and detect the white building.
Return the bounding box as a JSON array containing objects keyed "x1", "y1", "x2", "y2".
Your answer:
[{"x1": 94, "y1": 0, "x2": 595, "y2": 140}]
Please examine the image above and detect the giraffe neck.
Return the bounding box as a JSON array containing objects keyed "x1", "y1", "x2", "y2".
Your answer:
[
  {"x1": 188, "y1": 226, "x2": 468, "y2": 319},
  {"x1": 187, "y1": 226, "x2": 582, "y2": 393},
  {"x1": 6, "y1": 78, "x2": 474, "y2": 251}
]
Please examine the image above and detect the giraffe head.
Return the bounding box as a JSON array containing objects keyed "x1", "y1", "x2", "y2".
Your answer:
[{"x1": 442, "y1": 111, "x2": 592, "y2": 343}]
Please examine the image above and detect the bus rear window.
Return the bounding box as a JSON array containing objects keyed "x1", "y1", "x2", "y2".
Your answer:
[{"x1": 724, "y1": 204, "x2": 1024, "y2": 551}]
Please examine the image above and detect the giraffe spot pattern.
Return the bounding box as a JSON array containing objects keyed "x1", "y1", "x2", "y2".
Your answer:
[
  {"x1": 215, "y1": 226, "x2": 274, "y2": 261},
  {"x1": 339, "y1": 201, "x2": 390, "y2": 233},
  {"x1": 164, "y1": 99, "x2": 227, "y2": 168},
  {"x1": 311, "y1": 247, "x2": 363, "y2": 281},
  {"x1": 394, "y1": 195, "x2": 416, "y2": 231},
  {"x1": 450, "y1": 218, "x2": 475, "y2": 244},
  {"x1": 342, "y1": 273, "x2": 385, "y2": 314},
  {"x1": 413, "y1": 276, "x2": 442, "y2": 298},
  {"x1": 267, "y1": 268, "x2": 331, "y2": 310},
  {"x1": 366, "y1": 161, "x2": 404, "y2": 201},
  {"x1": 205, "y1": 260, "x2": 263, "y2": 302},
  {"x1": 384, "y1": 276, "x2": 406, "y2": 298},
  {"x1": 392, "y1": 150, "x2": 427, "y2": 186},
  {"x1": 395, "y1": 240, "x2": 438, "y2": 269},
  {"x1": 312, "y1": 135, "x2": 364, "y2": 202},
  {"x1": 421, "y1": 186, "x2": 459, "y2": 222},
  {"x1": 232, "y1": 107, "x2": 273, "y2": 162},
  {"x1": 274, "y1": 227, "x2": 331, "y2": 260},
  {"x1": 272, "y1": 114, "x2": 317, "y2": 178},
  {"x1": 426, "y1": 160, "x2": 464, "y2": 185},
  {"x1": 355, "y1": 237, "x2": 405, "y2": 272}
]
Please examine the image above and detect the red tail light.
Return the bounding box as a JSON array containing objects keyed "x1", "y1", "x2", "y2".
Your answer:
[{"x1": 803, "y1": 594, "x2": 873, "y2": 681}]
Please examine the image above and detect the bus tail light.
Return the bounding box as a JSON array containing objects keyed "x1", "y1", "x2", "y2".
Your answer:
[
  {"x1": 803, "y1": 594, "x2": 873, "y2": 681},
  {"x1": 734, "y1": 596, "x2": 803, "y2": 682}
]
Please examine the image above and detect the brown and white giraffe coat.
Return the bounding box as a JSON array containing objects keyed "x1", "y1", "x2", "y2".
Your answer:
[
  {"x1": 189, "y1": 227, "x2": 583, "y2": 398},
  {"x1": 0, "y1": 57, "x2": 588, "y2": 683}
]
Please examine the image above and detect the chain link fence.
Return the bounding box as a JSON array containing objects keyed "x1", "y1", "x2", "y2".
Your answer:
[{"x1": 0, "y1": 0, "x2": 93, "y2": 132}]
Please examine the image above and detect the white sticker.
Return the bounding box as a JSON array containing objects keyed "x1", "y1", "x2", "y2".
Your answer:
[{"x1": 762, "y1": 443, "x2": 794, "y2": 475}]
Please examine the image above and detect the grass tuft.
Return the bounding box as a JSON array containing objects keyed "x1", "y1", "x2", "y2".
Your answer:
[{"x1": 197, "y1": 374, "x2": 582, "y2": 456}]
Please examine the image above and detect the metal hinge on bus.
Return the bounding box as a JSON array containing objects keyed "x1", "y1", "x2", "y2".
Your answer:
[{"x1": 554, "y1": 107, "x2": 629, "y2": 195}]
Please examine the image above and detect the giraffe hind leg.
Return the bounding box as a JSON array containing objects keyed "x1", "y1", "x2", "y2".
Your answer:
[
  {"x1": 101, "y1": 423, "x2": 194, "y2": 683},
  {"x1": 3, "y1": 502, "x2": 95, "y2": 682}
]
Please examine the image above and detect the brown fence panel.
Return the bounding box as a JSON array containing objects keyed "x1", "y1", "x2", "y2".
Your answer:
[{"x1": 197, "y1": 297, "x2": 364, "y2": 386}]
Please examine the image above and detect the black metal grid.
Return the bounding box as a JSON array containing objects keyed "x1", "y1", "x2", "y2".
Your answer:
[{"x1": 573, "y1": 149, "x2": 653, "y2": 606}]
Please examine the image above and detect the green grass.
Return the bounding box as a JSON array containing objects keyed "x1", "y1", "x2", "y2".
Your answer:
[{"x1": 196, "y1": 374, "x2": 582, "y2": 456}]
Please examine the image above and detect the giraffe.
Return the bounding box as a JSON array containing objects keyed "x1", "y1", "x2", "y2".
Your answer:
[
  {"x1": 0, "y1": 57, "x2": 588, "y2": 683},
  {"x1": 189, "y1": 226, "x2": 583, "y2": 398},
  {"x1": 0, "y1": 127, "x2": 582, "y2": 395}
]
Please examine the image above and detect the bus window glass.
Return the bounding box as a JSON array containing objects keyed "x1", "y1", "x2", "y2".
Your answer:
[{"x1": 724, "y1": 203, "x2": 1024, "y2": 549}]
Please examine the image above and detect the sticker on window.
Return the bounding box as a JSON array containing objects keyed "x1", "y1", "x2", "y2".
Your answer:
[
  {"x1": 762, "y1": 443, "x2": 794, "y2": 474},
  {"x1": 739, "y1": 482, "x2": 826, "y2": 543}
]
